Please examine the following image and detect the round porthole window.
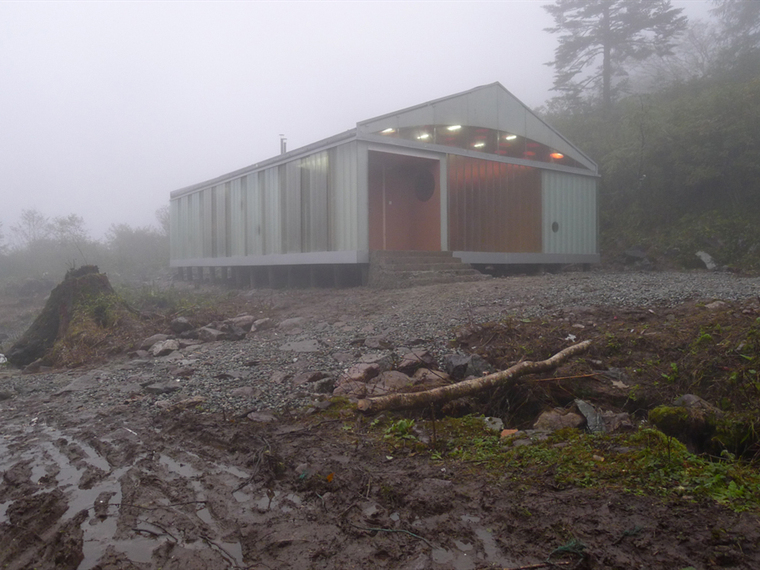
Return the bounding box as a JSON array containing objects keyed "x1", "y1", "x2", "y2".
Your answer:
[
  {"x1": 552, "y1": 221, "x2": 560, "y2": 233},
  {"x1": 414, "y1": 169, "x2": 435, "y2": 202}
]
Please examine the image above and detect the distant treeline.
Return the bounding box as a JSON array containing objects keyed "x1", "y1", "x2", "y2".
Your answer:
[{"x1": 0, "y1": 207, "x2": 170, "y2": 287}]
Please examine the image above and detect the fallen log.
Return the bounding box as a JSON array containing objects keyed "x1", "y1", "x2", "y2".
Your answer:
[{"x1": 356, "y1": 340, "x2": 591, "y2": 413}]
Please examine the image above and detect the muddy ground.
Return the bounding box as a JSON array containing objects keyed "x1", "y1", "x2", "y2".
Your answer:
[{"x1": 1, "y1": 274, "x2": 759, "y2": 570}]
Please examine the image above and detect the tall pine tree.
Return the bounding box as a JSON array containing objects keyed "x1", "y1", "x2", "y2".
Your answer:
[{"x1": 544, "y1": 0, "x2": 687, "y2": 110}]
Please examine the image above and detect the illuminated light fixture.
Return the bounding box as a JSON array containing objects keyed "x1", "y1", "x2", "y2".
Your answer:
[
  {"x1": 550, "y1": 152, "x2": 564, "y2": 159},
  {"x1": 473, "y1": 142, "x2": 486, "y2": 148},
  {"x1": 417, "y1": 133, "x2": 430, "y2": 140},
  {"x1": 504, "y1": 134, "x2": 517, "y2": 141},
  {"x1": 447, "y1": 125, "x2": 462, "y2": 131},
  {"x1": 524, "y1": 151, "x2": 536, "y2": 157},
  {"x1": 381, "y1": 128, "x2": 396, "y2": 134}
]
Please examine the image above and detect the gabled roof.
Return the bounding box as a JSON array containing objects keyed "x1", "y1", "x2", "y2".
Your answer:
[
  {"x1": 357, "y1": 82, "x2": 597, "y2": 172},
  {"x1": 172, "y1": 83, "x2": 597, "y2": 198}
]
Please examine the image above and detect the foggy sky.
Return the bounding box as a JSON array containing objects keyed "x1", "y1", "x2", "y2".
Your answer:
[{"x1": 0, "y1": 1, "x2": 712, "y2": 241}]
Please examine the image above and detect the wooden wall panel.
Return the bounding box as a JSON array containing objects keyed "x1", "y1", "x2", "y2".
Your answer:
[{"x1": 448, "y1": 155, "x2": 541, "y2": 253}]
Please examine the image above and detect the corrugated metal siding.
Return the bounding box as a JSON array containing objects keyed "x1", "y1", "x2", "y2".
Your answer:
[
  {"x1": 262, "y1": 168, "x2": 282, "y2": 254},
  {"x1": 330, "y1": 142, "x2": 359, "y2": 251},
  {"x1": 542, "y1": 171, "x2": 597, "y2": 254},
  {"x1": 281, "y1": 162, "x2": 302, "y2": 253},
  {"x1": 245, "y1": 173, "x2": 264, "y2": 255},
  {"x1": 229, "y1": 178, "x2": 245, "y2": 256},
  {"x1": 448, "y1": 155, "x2": 541, "y2": 252},
  {"x1": 169, "y1": 141, "x2": 360, "y2": 263},
  {"x1": 301, "y1": 152, "x2": 330, "y2": 251}
]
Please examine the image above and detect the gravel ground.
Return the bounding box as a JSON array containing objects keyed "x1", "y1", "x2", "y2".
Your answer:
[{"x1": 1, "y1": 270, "x2": 759, "y2": 416}]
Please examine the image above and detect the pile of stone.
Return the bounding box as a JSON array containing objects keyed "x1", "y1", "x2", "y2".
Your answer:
[{"x1": 136, "y1": 314, "x2": 274, "y2": 358}]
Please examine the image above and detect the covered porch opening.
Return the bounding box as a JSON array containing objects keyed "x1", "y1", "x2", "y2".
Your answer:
[{"x1": 368, "y1": 151, "x2": 441, "y2": 252}]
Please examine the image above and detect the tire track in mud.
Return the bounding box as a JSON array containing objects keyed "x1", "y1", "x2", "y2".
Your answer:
[{"x1": 0, "y1": 413, "x2": 251, "y2": 569}]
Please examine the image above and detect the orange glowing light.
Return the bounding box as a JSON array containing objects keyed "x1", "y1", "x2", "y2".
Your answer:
[{"x1": 550, "y1": 152, "x2": 564, "y2": 159}]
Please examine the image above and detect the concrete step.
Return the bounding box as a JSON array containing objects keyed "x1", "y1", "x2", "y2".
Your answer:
[{"x1": 367, "y1": 250, "x2": 489, "y2": 288}]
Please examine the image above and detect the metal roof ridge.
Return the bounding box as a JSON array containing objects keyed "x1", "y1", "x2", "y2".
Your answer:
[{"x1": 356, "y1": 82, "x2": 504, "y2": 127}]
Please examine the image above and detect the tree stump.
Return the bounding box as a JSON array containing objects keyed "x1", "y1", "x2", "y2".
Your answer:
[{"x1": 7, "y1": 266, "x2": 113, "y2": 367}]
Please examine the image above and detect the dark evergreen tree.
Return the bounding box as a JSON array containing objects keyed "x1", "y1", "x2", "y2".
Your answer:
[
  {"x1": 712, "y1": 0, "x2": 760, "y2": 61},
  {"x1": 544, "y1": 0, "x2": 687, "y2": 110}
]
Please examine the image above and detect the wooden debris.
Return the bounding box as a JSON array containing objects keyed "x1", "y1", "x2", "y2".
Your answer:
[{"x1": 357, "y1": 340, "x2": 591, "y2": 413}]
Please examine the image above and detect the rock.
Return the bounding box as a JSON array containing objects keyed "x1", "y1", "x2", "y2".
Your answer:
[
  {"x1": 140, "y1": 333, "x2": 169, "y2": 350},
  {"x1": 339, "y1": 363, "x2": 380, "y2": 384},
  {"x1": 500, "y1": 429, "x2": 518, "y2": 439},
  {"x1": 444, "y1": 353, "x2": 470, "y2": 379},
  {"x1": 443, "y1": 353, "x2": 491, "y2": 380},
  {"x1": 253, "y1": 318, "x2": 274, "y2": 330},
  {"x1": 292, "y1": 371, "x2": 328, "y2": 386},
  {"x1": 533, "y1": 409, "x2": 586, "y2": 431},
  {"x1": 367, "y1": 371, "x2": 412, "y2": 396},
  {"x1": 279, "y1": 339, "x2": 320, "y2": 353},
  {"x1": 171, "y1": 396, "x2": 206, "y2": 410},
  {"x1": 214, "y1": 369, "x2": 250, "y2": 380},
  {"x1": 311, "y1": 377, "x2": 336, "y2": 394},
  {"x1": 0, "y1": 390, "x2": 14, "y2": 401},
  {"x1": 412, "y1": 368, "x2": 451, "y2": 389},
  {"x1": 150, "y1": 339, "x2": 179, "y2": 357},
  {"x1": 169, "y1": 317, "x2": 194, "y2": 334},
  {"x1": 332, "y1": 380, "x2": 367, "y2": 398},
  {"x1": 365, "y1": 336, "x2": 392, "y2": 349},
  {"x1": 278, "y1": 317, "x2": 305, "y2": 331},
  {"x1": 220, "y1": 325, "x2": 247, "y2": 341},
  {"x1": 601, "y1": 411, "x2": 634, "y2": 433},
  {"x1": 247, "y1": 411, "x2": 278, "y2": 422},
  {"x1": 269, "y1": 371, "x2": 292, "y2": 384},
  {"x1": 55, "y1": 370, "x2": 109, "y2": 394},
  {"x1": 483, "y1": 417, "x2": 504, "y2": 432},
  {"x1": 169, "y1": 366, "x2": 195, "y2": 378},
  {"x1": 225, "y1": 315, "x2": 256, "y2": 331},
  {"x1": 575, "y1": 399, "x2": 604, "y2": 433},
  {"x1": 705, "y1": 300, "x2": 727, "y2": 310},
  {"x1": 230, "y1": 386, "x2": 261, "y2": 398},
  {"x1": 197, "y1": 327, "x2": 227, "y2": 342},
  {"x1": 357, "y1": 352, "x2": 394, "y2": 372},
  {"x1": 673, "y1": 393, "x2": 722, "y2": 413},
  {"x1": 648, "y1": 395, "x2": 724, "y2": 453},
  {"x1": 696, "y1": 251, "x2": 717, "y2": 270},
  {"x1": 398, "y1": 349, "x2": 437, "y2": 374},
  {"x1": 331, "y1": 352, "x2": 355, "y2": 363},
  {"x1": 144, "y1": 381, "x2": 182, "y2": 394}
]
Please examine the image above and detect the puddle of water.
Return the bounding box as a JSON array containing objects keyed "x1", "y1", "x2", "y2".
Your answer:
[
  {"x1": 474, "y1": 528, "x2": 508, "y2": 562},
  {"x1": 454, "y1": 540, "x2": 474, "y2": 552},
  {"x1": 214, "y1": 463, "x2": 249, "y2": 479},
  {"x1": 41, "y1": 426, "x2": 111, "y2": 472},
  {"x1": 77, "y1": 465, "x2": 131, "y2": 570},
  {"x1": 233, "y1": 490, "x2": 251, "y2": 503},
  {"x1": 111, "y1": 536, "x2": 157, "y2": 564},
  {"x1": 159, "y1": 454, "x2": 202, "y2": 478},
  {"x1": 196, "y1": 507, "x2": 214, "y2": 526}
]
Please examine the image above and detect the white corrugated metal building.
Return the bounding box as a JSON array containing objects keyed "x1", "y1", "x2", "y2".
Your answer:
[{"x1": 170, "y1": 83, "x2": 598, "y2": 286}]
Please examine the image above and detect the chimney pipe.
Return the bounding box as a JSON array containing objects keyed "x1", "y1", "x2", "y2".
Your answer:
[{"x1": 279, "y1": 134, "x2": 287, "y2": 155}]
